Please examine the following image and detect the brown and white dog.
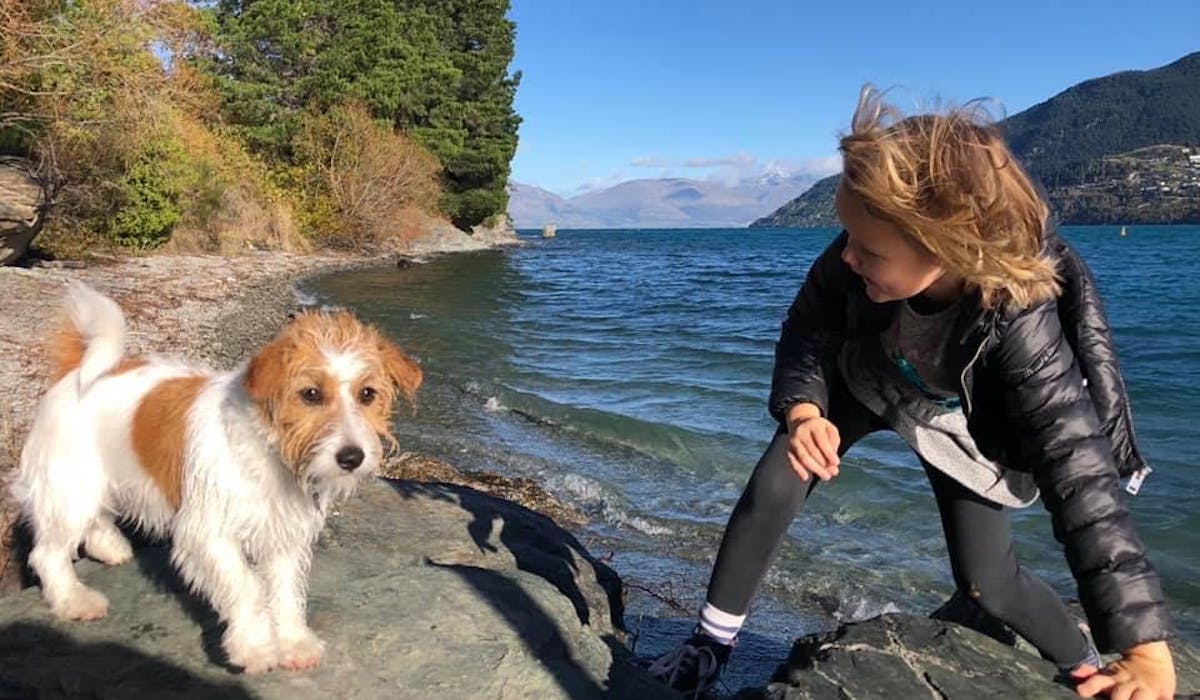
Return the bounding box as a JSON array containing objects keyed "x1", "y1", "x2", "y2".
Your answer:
[{"x1": 11, "y1": 282, "x2": 421, "y2": 673}]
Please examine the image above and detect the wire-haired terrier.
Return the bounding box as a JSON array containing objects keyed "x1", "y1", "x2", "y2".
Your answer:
[{"x1": 12, "y1": 282, "x2": 421, "y2": 673}]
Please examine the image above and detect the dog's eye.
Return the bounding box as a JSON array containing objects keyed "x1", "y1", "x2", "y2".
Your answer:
[
  {"x1": 299, "y1": 387, "x2": 323, "y2": 405},
  {"x1": 358, "y1": 387, "x2": 377, "y2": 405}
]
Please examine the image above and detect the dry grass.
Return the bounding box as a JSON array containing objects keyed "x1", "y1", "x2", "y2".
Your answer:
[
  {"x1": 165, "y1": 184, "x2": 308, "y2": 255},
  {"x1": 31, "y1": 224, "x2": 115, "y2": 261},
  {"x1": 296, "y1": 102, "x2": 444, "y2": 250},
  {"x1": 159, "y1": 108, "x2": 309, "y2": 255}
]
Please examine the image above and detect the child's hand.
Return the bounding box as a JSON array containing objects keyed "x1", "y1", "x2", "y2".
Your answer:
[
  {"x1": 1072, "y1": 640, "x2": 1175, "y2": 700},
  {"x1": 784, "y1": 404, "x2": 840, "y2": 481}
]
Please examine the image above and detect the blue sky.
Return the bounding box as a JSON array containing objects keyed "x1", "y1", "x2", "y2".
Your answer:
[{"x1": 507, "y1": 0, "x2": 1199, "y2": 197}]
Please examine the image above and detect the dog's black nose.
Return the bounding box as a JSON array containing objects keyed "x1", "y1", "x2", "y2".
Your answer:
[{"x1": 336, "y1": 446, "x2": 365, "y2": 471}]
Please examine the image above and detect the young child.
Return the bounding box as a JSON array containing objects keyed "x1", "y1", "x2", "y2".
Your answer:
[{"x1": 644, "y1": 87, "x2": 1176, "y2": 699}]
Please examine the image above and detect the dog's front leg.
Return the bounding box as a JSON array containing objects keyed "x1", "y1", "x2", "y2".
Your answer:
[
  {"x1": 264, "y1": 545, "x2": 325, "y2": 670},
  {"x1": 171, "y1": 533, "x2": 278, "y2": 674}
]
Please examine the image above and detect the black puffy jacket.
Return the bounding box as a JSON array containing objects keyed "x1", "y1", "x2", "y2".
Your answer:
[{"x1": 768, "y1": 230, "x2": 1172, "y2": 653}]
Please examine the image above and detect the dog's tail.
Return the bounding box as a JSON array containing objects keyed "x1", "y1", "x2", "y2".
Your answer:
[{"x1": 47, "y1": 281, "x2": 127, "y2": 394}]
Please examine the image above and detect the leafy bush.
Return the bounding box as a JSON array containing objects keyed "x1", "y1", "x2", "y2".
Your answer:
[{"x1": 109, "y1": 139, "x2": 188, "y2": 249}]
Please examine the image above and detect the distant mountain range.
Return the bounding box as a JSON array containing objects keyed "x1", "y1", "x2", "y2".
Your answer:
[
  {"x1": 753, "y1": 51, "x2": 1200, "y2": 228},
  {"x1": 507, "y1": 171, "x2": 822, "y2": 229}
]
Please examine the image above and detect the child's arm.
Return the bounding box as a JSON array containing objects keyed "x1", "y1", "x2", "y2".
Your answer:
[
  {"x1": 990, "y1": 300, "x2": 1174, "y2": 693},
  {"x1": 1052, "y1": 236, "x2": 1148, "y2": 477},
  {"x1": 769, "y1": 232, "x2": 853, "y2": 421}
]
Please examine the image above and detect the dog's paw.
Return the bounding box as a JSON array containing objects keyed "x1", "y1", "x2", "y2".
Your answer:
[
  {"x1": 52, "y1": 585, "x2": 109, "y2": 621},
  {"x1": 278, "y1": 629, "x2": 325, "y2": 671},
  {"x1": 230, "y1": 648, "x2": 279, "y2": 675},
  {"x1": 85, "y1": 530, "x2": 133, "y2": 566},
  {"x1": 224, "y1": 629, "x2": 279, "y2": 675}
]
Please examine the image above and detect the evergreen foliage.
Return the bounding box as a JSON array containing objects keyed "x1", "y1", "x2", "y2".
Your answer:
[
  {"x1": 750, "y1": 175, "x2": 839, "y2": 228},
  {"x1": 0, "y1": 0, "x2": 522, "y2": 253},
  {"x1": 1005, "y1": 52, "x2": 1200, "y2": 185},
  {"x1": 204, "y1": 0, "x2": 521, "y2": 230}
]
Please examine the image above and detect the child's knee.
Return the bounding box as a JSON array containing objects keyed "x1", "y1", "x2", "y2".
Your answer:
[{"x1": 961, "y1": 579, "x2": 1018, "y2": 618}]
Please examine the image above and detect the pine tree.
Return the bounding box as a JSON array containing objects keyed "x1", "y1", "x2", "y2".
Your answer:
[{"x1": 406, "y1": 0, "x2": 521, "y2": 230}]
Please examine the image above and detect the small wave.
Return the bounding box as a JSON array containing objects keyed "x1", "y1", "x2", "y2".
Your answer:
[
  {"x1": 457, "y1": 381, "x2": 754, "y2": 475},
  {"x1": 559, "y1": 473, "x2": 608, "y2": 503},
  {"x1": 410, "y1": 313, "x2": 428, "y2": 320},
  {"x1": 764, "y1": 561, "x2": 927, "y2": 625},
  {"x1": 834, "y1": 595, "x2": 901, "y2": 623},
  {"x1": 291, "y1": 287, "x2": 320, "y2": 307},
  {"x1": 544, "y1": 471, "x2": 676, "y2": 536},
  {"x1": 611, "y1": 513, "x2": 675, "y2": 537}
]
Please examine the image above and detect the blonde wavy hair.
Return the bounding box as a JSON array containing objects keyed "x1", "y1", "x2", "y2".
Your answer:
[{"x1": 838, "y1": 85, "x2": 1061, "y2": 310}]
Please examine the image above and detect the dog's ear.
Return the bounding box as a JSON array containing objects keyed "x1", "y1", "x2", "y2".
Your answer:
[
  {"x1": 379, "y1": 340, "x2": 422, "y2": 409},
  {"x1": 244, "y1": 336, "x2": 291, "y2": 415}
]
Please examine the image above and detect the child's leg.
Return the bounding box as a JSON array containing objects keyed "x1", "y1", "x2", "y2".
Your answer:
[
  {"x1": 643, "y1": 381, "x2": 883, "y2": 694},
  {"x1": 642, "y1": 429, "x2": 816, "y2": 695},
  {"x1": 923, "y1": 460, "x2": 1094, "y2": 668},
  {"x1": 702, "y1": 378, "x2": 883, "y2": 639},
  {"x1": 702, "y1": 428, "x2": 816, "y2": 636}
]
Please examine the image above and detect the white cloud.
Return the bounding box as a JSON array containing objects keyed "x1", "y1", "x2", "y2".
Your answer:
[
  {"x1": 631, "y1": 155, "x2": 671, "y2": 168},
  {"x1": 540, "y1": 152, "x2": 841, "y2": 196},
  {"x1": 632, "y1": 152, "x2": 760, "y2": 170},
  {"x1": 761, "y1": 156, "x2": 842, "y2": 178},
  {"x1": 682, "y1": 152, "x2": 757, "y2": 169}
]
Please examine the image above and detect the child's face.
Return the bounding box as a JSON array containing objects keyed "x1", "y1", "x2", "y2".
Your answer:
[{"x1": 834, "y1": 183, "x2": 946, "y2": 304}]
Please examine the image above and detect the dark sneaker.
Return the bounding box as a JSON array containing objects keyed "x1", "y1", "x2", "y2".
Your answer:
[{"x1": 639, "y1": 630, "x2": 732, "y2": 698}]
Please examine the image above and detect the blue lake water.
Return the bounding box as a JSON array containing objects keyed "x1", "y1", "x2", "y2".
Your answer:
[{"x1": 306, "y1": 225, "x2": 1199, "y2": 684}]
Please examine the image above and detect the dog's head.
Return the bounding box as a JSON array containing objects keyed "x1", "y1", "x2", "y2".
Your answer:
[{"x1": 242, "y1": 309, "x2": 422, "y2": 494}]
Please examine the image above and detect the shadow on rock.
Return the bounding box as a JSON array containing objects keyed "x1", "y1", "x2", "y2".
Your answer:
[
  {"x1": 0, "y1": 621, "x2": 253, "y2": 700},
  {"x1": 127, "y1": 539, "x2": 231, "y2": 671},
  {"x1": 390, "y1": 479, "x2": 680, "y2": 698},
  {"x1": 428, "y1": 561, "x2": 614, "y2": 699},
  {"x1": 390, "y1": 479, "x2": 625, "y2": 631},
  {"x1": 2, "y1": 521, "x2": 34, "y2": 593}
]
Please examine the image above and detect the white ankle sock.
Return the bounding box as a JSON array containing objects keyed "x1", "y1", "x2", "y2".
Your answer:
[{"x1": 698, "y1": 603, "x2": 745, "y2": 645}]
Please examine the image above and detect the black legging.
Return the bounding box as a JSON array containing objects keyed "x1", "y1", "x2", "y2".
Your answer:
[{"x1": 705, "y1": 376, "x2": 1091, "y2": 667}]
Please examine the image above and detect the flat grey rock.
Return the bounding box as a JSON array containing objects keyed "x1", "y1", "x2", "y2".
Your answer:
[{"x1": 0, "y1": 479, "x2": 674, "y2": 699}]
